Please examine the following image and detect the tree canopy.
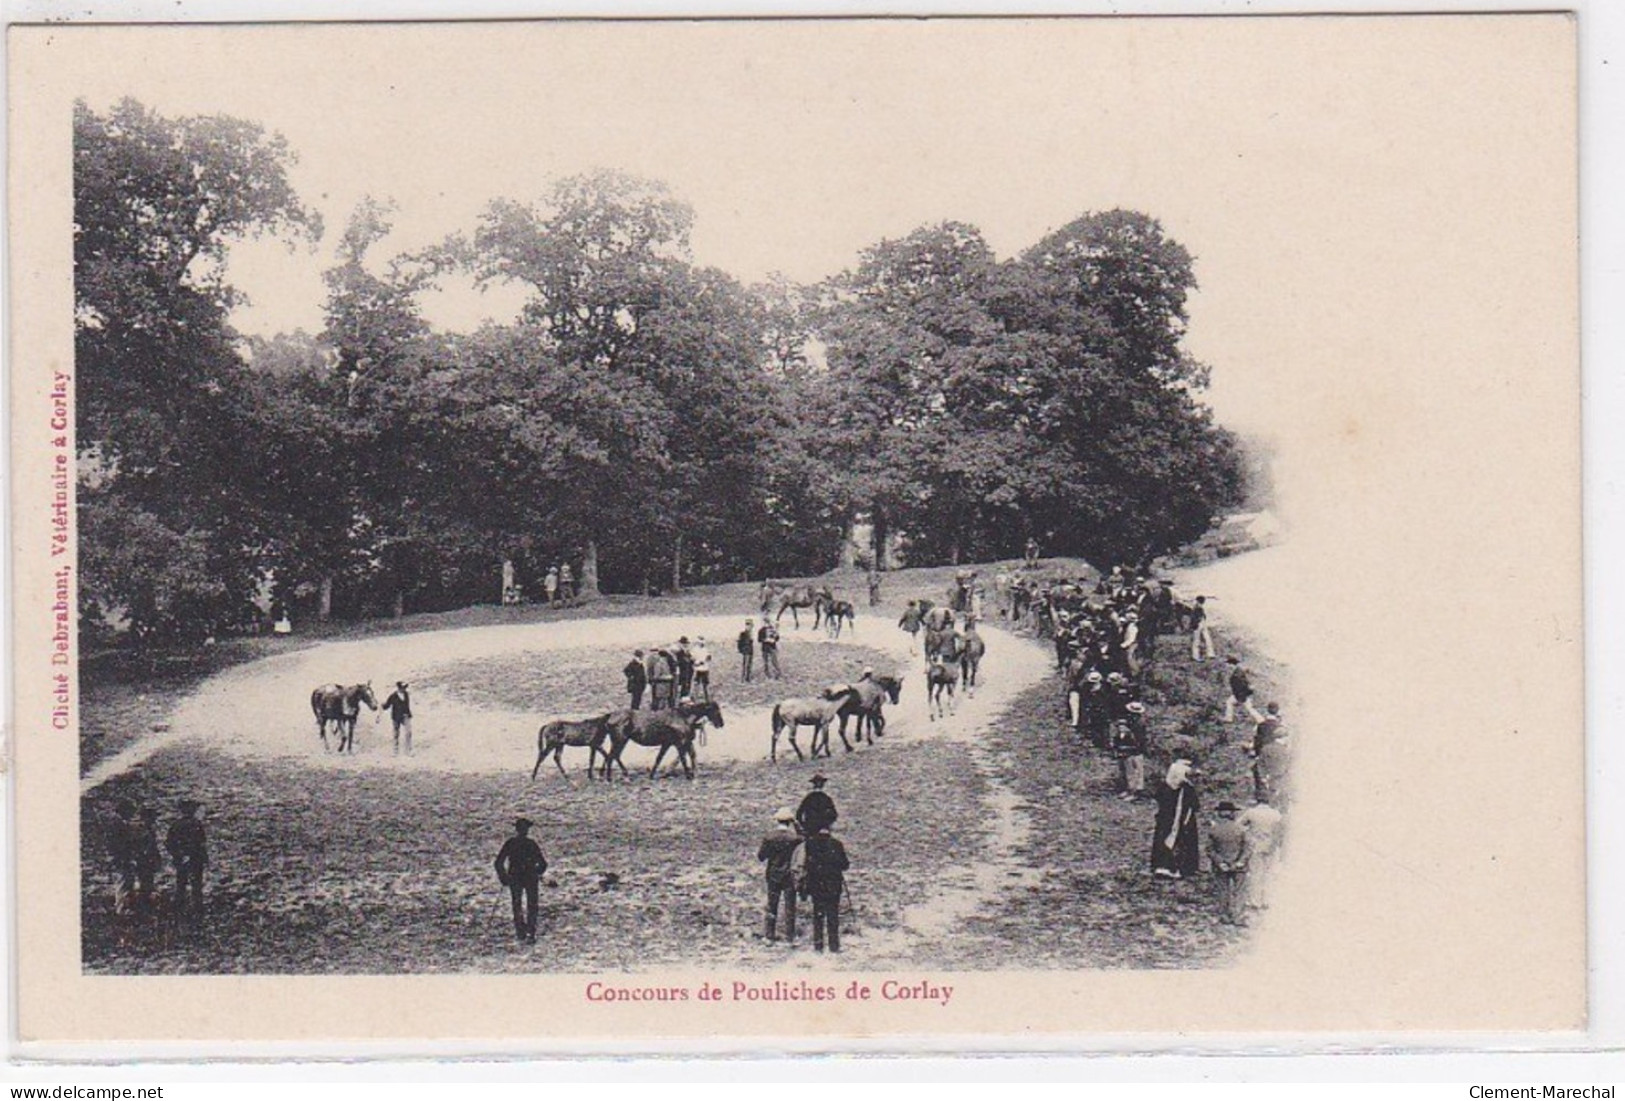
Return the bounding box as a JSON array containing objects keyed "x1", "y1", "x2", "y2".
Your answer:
[{"x1": 75, "y1": 100, "x2": 1246, "y2": 643}]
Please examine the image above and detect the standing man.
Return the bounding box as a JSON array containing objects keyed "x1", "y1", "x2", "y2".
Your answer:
[
  {"x1": 1024, "y1": 536, "x2": 1040, "y2": 567},
  {"x1": 737, "y1": 619, "x2": 757, "y2": 683},
  {"x1": 646, "y1": 647, "x2": 675, "y2": 711},
  {"x1": 130, "y1": 807, "x2": 162, "y2": 919},
  {"x1": 624, "y1": 649, "x2": 648, "y2": 710},
  {"x1": 758, "y1": 618, "x2": 782, "y2": 679},
  {"x1": 1237, "y1": 799, "x2": 1285, "y2": 912},
  {"x1": 691, "y1": 637, "x2": 712, "y2": 701},
  {"x1": 381, "y1": 680, "x2": 414, "y2": 755},
  {"x1": 674, "y1": 637, "x2": 696, "y2": 700},
  {"x1": 166, "y1": 799, "x2": 208, "y2": 924},
  {"x1": 1251, "y1": 704, "x2": 1292, "y2": 809},
  {"x1": 544, "y1": 566, "x2": 560, "y2": 605},
  {"x1": 1189, "y1": 595, "x2": 1216, "y2": 661},
  {"x1": 802, "y1": 825, "x2": 850, "y2": 953},
  {"x1": 1207, "y1": 801, "x2": 1250, "y2": 925},
  {"x1": 757, "y1": 807, "x2": 803, "y2": 943},
  {"x1": 494, "y1": 816, "x2": 548, "y2": 944},
  {"x1": 559, "y1": 561, "x2": 574, "y2": 601},
  {"x1": 898, "y1": 600, "x2": 924, "y2": 656},
  {"x1": 1114, "y1": 701, "x2": 1150, "y2": 800},
  {"x1": 796, "y1": 774, "x2": 838, "y2": 836},
  {"x1": 1225, "y1": 657, "x2": 1265, "y2": 723}
]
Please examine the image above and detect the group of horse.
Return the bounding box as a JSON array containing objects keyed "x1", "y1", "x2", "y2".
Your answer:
[
  {"x1": 531, "y1": 698, "x2": 726, "y2": 782},
  {"x1": 909, "y1": 602, "x2": 988, "y2": 722},
  {"x1": 759, "y1": 582, "x2": 857, "y2": 638},
  {"x1": 768, "y1": 673, "x2": 904, "y2": 762}
]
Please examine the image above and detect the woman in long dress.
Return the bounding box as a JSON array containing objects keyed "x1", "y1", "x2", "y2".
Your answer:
[{"x1": 1151, "y1": 758, "x2": 1201, "y2": 879}]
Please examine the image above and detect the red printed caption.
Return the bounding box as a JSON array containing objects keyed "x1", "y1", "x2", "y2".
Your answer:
[
  {"x1": 49, "y1": 369, "x2": 73, "y2": 729},
  {"x1": 585, "y1": 978, "x2": 954, "y2": 1006}
]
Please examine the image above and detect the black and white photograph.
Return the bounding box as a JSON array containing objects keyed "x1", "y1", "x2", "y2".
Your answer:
[{"x1": 7, "y1": 13, "x2": 1585, "y2": 1045}]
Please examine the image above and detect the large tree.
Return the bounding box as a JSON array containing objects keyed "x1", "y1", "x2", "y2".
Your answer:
[{"x1": 74, "y1": 98, "x2": 319, "y2": 638}]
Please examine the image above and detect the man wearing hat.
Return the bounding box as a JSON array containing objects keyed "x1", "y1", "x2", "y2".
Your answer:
[
  {"x1": 1189, "y1": 595, "x2": 1216, "y2": 661},
  {"x1": 1207, "y1": 801, "x2": 1250, "y2": 925},
  {"x1": 801, "y1": 824, "x2": 850, "y2": 953},
  {"x1": 131, "y1": 806, "x2": 162, "y2": 915},
  {"x1": 796, "y1": 775, "x2": 838, "y2": 837},
  {"x1": 1113, "y1": 702, "x2": 1149, "y2": 799},
  {"x1": 494, "y1": 817, "x2": 548, "y2": 944},
  {"x1": 166, "y1": 798, "x2": 208, "y2": 923},
  {"x1": 624, "y1": 649, "x2": 648, "y2": 710},
  {"x1": 757, "y1": 618, "x2": 782, "y2": 679},
  {"x1": 691, "y1": 637, "x2": 712, "y2": 701},
  {"x1": 1225, "y1": 657, "x2": 1265, "y2": 724},
  {"x1": 757, "y1": 808, "x2": 804, "y2": 943},
  {"x1": 674, "y1": 637, "x2": 695, "y2": 700},
  {"x1": 381, "y1": 681, "x2": 414, "y2": 755},
  {"x1": 737, "y1": 619, "x2": 757, "y2": 682}
]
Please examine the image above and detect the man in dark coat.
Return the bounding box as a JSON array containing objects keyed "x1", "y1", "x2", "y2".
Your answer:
[
  {"x1": 802, "y1": 826, "x2": 850, "y2": 953},
  {"x1": 757, "y1": 620, "x2": 782, "y2": 679},
  {"x1": 737, "y1": 619, "x2": 756, "y2": 682},
  {"x1": 624, "y1": 649, "x2": 648, "y2": 710},
  {"x1": 494, "y1": 817, "x2": 548, "y2": 944},
  {"x1": 757, "y1": 807, "x2": 803, "y2": 943},
  {"x1": 795, "y1": 774, "x2": 838, "y2": 836},
  {"x1": 1207, "y1": 800, "x2": 1250, "y2": 925},
  {"x1": 674, "y1": 637, "x2": 695, "y2": 699},
  {"x1": 380, "y1": 680, "x2": 413, "y2": 755},
  {"x1": 1226, "y1": 656, "x2": 1264, "y2": 724},
  {"x1": 131, "y1": 807, "x2": 162, "y2": 914},
  {"x1": 166, "y1": 798, "x2": 208, "y2": 923}
]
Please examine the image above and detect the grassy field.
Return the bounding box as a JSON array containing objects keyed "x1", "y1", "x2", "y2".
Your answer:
[{"x1": 80, "y1": 557, "x2": 1288, "y2": 973}]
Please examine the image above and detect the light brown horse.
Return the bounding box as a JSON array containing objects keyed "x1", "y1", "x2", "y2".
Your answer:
[
  {"x1": 771, "y1": 685, "x2": 861, "y2": 760},
  {"x1": 773, "y1": 584, "x2": 832, "y2": 629}
]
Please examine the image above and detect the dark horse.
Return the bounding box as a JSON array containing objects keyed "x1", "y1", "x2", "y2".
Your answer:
[
  {"x1": 601, "y1": 698, "x2": 725, "y2": 780},
  {"x1": 926, "y1": 659, "x2": 959, "y2": 721},
  {"x1": 531, "y1": 713, "x2": 615, "y2": 779},
  {"x1": 773, "y1": 584, "x2": 832, "y2": 629},
  {"x1": 827, "y1": 674, "x2": 904, "y2": 746},
  {"x1": 959, "y1": 626, "x2": 987, "y2": 697},
  {"x1": 824, "y1": 599, "x2": 856, "y2": 638},
  {"x1": 310, "y1": 682, "x2": 378, "y2": 754}
]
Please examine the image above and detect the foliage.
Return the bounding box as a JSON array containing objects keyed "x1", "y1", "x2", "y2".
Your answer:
[{"x1": 76, "y1": 102, "x2": 1244, "y2": 645}]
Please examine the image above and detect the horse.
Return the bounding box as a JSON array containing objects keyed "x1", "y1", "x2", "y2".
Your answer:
[
  {"x1": 827, "y1": 675, "x2": 904, "y2": 746},
  {"x1": 531, "y1": 713, "x2": 614, "y2": 780},
  {"x1": 770, "y1": 686, "x2": 862, "y2": 761},
  {"x1": 926, "y1": 659, "x2": 959, "y2": 721},
  {"x1": 824, "y1": 599, "x2": 856, "y2": 638},
  {"x1": 310, "y1": 682, "x2": 377, "y2": 753},
  {"x1": 927, "y1": 623, "x2": 965, "y2": 669},
  {"x1": 959, "y1": 627, "x2": 987, "y2": 697},
  {"x1": 774, "y1": 584, "x2": 832, "y2": 629},
  {"x1": 601, "y1": 698, "x2": 724, "y2": 780}
]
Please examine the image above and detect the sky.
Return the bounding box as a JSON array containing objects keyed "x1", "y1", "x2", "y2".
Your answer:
[{"x1": 57, "y1": 16, "x2": 1576, "y2": 466}]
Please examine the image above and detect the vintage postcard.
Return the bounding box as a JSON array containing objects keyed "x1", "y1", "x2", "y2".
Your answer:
[{"x1": 6, "y1": 15, "x2": 1582, "y2": 1051}]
